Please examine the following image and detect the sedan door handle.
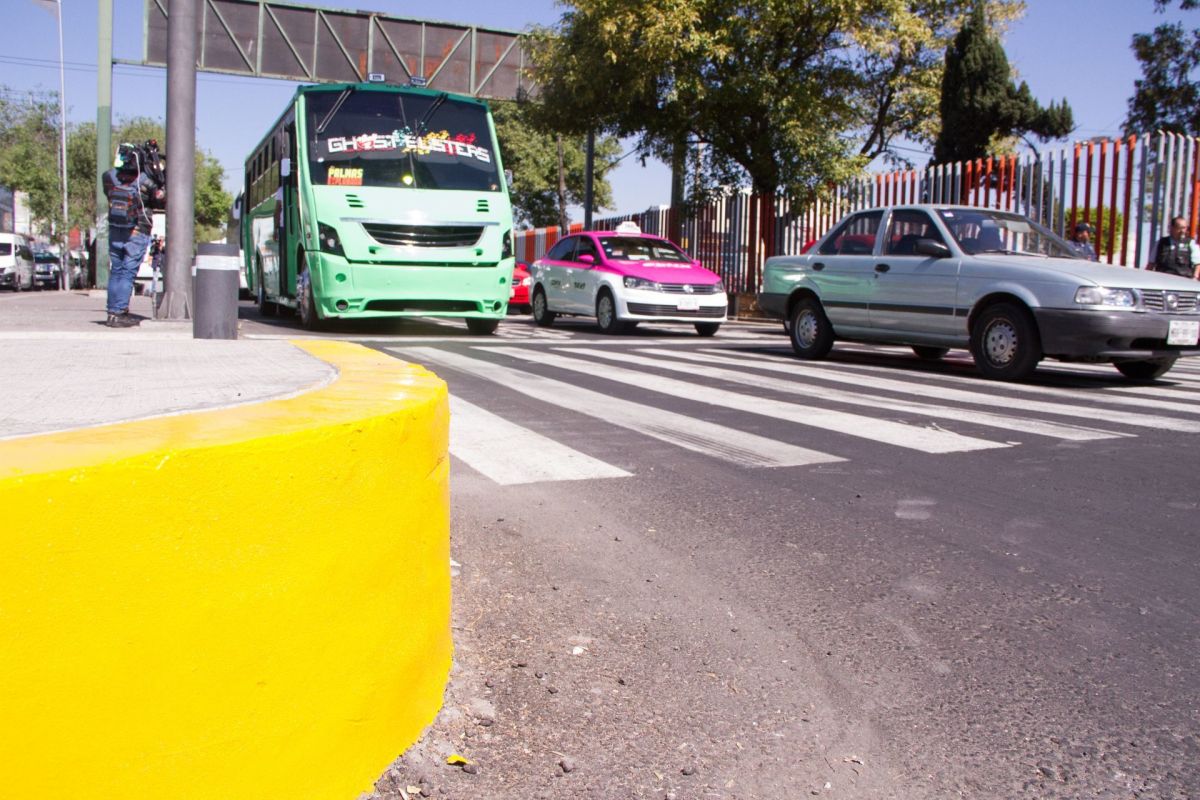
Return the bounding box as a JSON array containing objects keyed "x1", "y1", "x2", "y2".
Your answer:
[
  {"x1": 811, "y1": 262, "x2": 825, "y2": 271},
  {"x1": 874, "y1": 263, "x2": 891, "y2": 273}
]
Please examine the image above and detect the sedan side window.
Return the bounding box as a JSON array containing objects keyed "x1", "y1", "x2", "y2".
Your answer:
[
  {"x1": 545, "y1": 237, "x2": 576, "y2": 261},
  {"x1": 573, "y1": 237, "x2": 598, "y2": 263},
  {"x1": 818, "y1": 211, "x2": 883, "y2": 256},
  {"x1": 884, "y1": 210, "x2": 946, "y2": 255}
]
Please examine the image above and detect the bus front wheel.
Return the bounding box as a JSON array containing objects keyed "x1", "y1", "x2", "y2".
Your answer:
[
  {"x1": 297, "y1": 266, "x2": 323, "y2": 331},
  {"x1": 466, "y1": 318, "x2": 499, "y2": 335}
]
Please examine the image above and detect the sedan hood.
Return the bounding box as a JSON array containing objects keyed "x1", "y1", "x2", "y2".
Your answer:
[{"x1": 972, "y1": 254, "x2": 1199, "y2": 290}]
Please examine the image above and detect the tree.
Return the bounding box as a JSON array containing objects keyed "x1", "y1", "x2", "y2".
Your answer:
[
  {"x1": 530, "y1": 0, "x2": 869, "y2": 203},
  {"x1": 1125, "y1": 0, "x2": 1200, "y2": 135},
  {"x1": 849, "y1": 0, "x2": 1024, "y2": 164},
  {"x1": 490, "y1": 100, "x2": 620, "y2": 228},
  {"x1": 932, "y1": 2, "x2": 1073, "y2": 164},
  {"x1": 0, "y1": 89, "x2": 64, "y2": 237},
  {"x1": 68, "y1": 116, "x2": 232, "y2": 244}
]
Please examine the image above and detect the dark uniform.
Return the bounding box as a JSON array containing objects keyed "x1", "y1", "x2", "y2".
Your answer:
[{"x1": 1151, "y1": 235, "x2": 1198, "y2": 278}]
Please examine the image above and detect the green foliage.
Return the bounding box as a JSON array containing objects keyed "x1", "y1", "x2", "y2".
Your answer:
[
  {"x1": 0, "y1": 90, "x2": 65, "y2": 236},
  {"x1": 1, "y1": 87, "x2": 231, "y2": 245},
  {"x1": 849, "y1": 0, "x2": 1024, "y2": 164},
  {"x1": 530, "y1": 0, "x2": 869, "y2": 201},
  {"x1": 491, "y1": 100, "x2": 621, "y2": 228},
  {"x1": 933, "y1": 2, "x2": 1073, "y2": 164},
  {"x1": 1065, "y1": 205, "x2": 1126, "y2": 258},
  {"x1": 1125, "y1": 0, "x2": 1200, "y2": 135}
]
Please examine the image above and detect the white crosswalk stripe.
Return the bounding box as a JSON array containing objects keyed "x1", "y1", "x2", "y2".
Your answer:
[
  {"x1": 479, "y1": 347, "x2": 1008, "y2": 454},
  {"x1": 388, "y1": 342, "x2": 1200, "y2": 485},
  {"x1": 707, "y1": 349, "x2": 1200, "y2": 432},
  {"x1": 398, "y1": 347, "x2": 843, "y2": 471},
  {"x1": 448, "y1": 395, "x2": 631, "y2": 484},
  {"x1": 573, "y1": 347, "x2": 1128, "y2": 442}
]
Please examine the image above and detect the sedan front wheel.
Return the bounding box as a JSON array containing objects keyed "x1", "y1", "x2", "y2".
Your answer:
[
  {"x1": 789, "y1": 297, "x2": 834, "y2": 359},
  {"x1": 970, "y1": 303, "x2": 1042, "y2": 380}
]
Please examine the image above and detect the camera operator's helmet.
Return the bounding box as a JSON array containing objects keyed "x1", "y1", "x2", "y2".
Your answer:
[{"x1": 114, "y1": 142, "x2": 140, "y2": 172}]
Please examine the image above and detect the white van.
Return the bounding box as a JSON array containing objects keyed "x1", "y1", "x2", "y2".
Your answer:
[{"x1": 0, "y1": 232, "x2": 36, "y2": 291}]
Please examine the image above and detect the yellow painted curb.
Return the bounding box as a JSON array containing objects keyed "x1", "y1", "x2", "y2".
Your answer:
[{"x1": 0, "y1": 340, "x2": 450, "y2": 800}]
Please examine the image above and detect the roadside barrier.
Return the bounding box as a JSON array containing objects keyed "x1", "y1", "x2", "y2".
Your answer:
[{"x1": 0, "y1": 341, "x2": 450, "y2": 800}]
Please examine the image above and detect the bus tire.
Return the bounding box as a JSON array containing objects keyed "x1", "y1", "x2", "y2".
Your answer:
[
  {"x1": 297, "y1": 266, "x2": 323, "y2": 331},
  {"x1": 256, "y1": 277, "x2": 276, "y2": 317},
  {"x1": 466, "y1": 318, "x2": 499, "y2": 335}
]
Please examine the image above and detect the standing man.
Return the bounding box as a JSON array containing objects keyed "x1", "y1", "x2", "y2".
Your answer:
[
  {"x1": 1150, "y1": 216, "x2": 1200, "y2": 280},
  {"x1": 101, "y1": 144, "x2": 164, "y2": 327},
  {"x1": 1066, "y1": 221, "x2": 1098, "y2": 261}
]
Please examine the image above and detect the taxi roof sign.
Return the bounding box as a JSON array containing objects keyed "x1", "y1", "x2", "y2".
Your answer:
[{"x1": 615, "y1": 221, "x2": 641, "y2": 235}]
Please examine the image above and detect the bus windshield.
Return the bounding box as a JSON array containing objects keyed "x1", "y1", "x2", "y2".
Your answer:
[{"x1": 306, "y1": 89, "x2": 500, "y2": 192}]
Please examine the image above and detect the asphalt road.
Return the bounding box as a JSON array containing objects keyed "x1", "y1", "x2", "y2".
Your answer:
[{"x1": 253, "y1": 306, "x2": 1200, "y2": 799}]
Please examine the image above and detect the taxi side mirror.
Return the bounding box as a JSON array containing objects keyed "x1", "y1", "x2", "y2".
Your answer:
[
  {"x1": 577, "y1": 253, "x2": 595, "y2": 265},
  {"x1": 916, "y1": 238, "x2": 951, "y2": 258}
]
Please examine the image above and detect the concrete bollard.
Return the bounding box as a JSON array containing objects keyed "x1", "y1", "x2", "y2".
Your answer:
[{"x1": 193, "y1": 242, "x2": 240, "y2": 340}]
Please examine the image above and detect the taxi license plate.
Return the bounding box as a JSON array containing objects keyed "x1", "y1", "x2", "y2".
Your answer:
[
  {"x1": 677, "y1": 296, "x2": 700, "y2": 311},
  {"x1": 1167, "y1": 320, "x2": 1200, "y2": 345}
]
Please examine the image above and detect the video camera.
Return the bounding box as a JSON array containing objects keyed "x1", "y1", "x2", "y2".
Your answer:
[{"x1": 116, "y1": 139, "x2": 167, "y2": 209}]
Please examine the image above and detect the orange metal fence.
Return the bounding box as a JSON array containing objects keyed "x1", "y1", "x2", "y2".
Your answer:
[{"x1": 516, "y1": 131, "x2": 1200, "y2": 294}]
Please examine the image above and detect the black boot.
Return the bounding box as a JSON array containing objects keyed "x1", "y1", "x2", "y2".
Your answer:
[{"x1": 105, "y1": 312, "x2": 139, "y2": 328}]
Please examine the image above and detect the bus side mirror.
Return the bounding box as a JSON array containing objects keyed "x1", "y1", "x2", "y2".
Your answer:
[
  {"x1": 504, "y1": 168, "x2": 514, "y2": 188},
  {"x1": 231, "y1": 193, "x2": 242, "y2": 221}
]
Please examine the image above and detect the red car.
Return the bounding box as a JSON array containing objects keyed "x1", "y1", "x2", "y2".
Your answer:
[{"x1": 509, "y1": 261, "x2": 532, "y2": 313}]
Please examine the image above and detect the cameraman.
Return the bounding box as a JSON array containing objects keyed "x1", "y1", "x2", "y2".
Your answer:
[{"x1": 101, "y1": 142, "x2": 165, "y2": 327}]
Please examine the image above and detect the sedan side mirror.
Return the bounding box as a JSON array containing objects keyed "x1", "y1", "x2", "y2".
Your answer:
[{"x1": 916, "y1": 238, "x2": 951, "y2": 258}]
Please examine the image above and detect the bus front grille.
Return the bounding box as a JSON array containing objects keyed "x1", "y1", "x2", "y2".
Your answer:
[
  {"x1": 362, "y1": 223, "x2": 484, "y2": 248},
  {"x1": 365, "y1": 299, "x2": 479, "y2": 312}
]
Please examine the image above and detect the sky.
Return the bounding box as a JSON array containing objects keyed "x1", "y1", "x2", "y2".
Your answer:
[{"x1": 3, "y1": 0, "x2": 1197, "y2": 221}]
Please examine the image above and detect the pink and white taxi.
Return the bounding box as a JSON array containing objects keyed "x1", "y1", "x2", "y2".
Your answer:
[{"x1": 529, "y1": 222, "x2": 728, "y2": 335}]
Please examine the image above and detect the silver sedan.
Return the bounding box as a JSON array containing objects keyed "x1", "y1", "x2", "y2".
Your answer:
[{"x1": 758, "y1": 205, "x2": 1200, "y2": 381}]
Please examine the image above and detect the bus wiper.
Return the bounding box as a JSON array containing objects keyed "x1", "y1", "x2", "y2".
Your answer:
[
  {"x1": 411, "y1": 92, "x2": 449, "y2": 136},
  {"x1": 315, "y1": 88, "x2": 354, "y2": 136}
]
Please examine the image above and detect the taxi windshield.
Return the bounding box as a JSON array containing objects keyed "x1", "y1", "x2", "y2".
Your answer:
[
  {"x1": 599, "y1": 236, "x2": 690, "y2": 263},
  {"x1": 936, "y1": 209, "x2": 1077, "y2": 258}
]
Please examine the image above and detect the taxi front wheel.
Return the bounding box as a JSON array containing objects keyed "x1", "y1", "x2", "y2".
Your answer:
[
  {"x1": 532, "y1": 288, "x2": 556, "y2": 327},
  {"x1": 596, "y1": 291, "x2": 626, "y2": 334}
]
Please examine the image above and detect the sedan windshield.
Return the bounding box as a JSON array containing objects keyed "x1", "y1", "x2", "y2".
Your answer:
[
  {"x1": 307, "y1": 89, "x2": 500, "y2": 192},
  {"x1": 599, "y1": 236, "x2": 691, "y2": 262},
  {"x1": 936, "y1": 209, "x2": 1078, "y2": 258}
]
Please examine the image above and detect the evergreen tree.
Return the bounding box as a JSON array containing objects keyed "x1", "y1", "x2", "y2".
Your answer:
[{"x1": 933, "y1": 2, "x2": 1073, "y2": 164}]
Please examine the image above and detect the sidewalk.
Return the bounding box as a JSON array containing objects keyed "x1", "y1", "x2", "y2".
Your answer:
[{"x1": 0, "y1": 289, "x2": 335, "y2": 440}]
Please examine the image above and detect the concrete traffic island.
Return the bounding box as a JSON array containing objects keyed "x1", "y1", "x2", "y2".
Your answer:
[{"x1": 0, "y1": 340, "x2": 451, "y2": 800}]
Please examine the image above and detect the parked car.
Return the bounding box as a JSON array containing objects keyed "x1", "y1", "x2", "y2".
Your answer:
[
  {"x1": 759, "y1": 205, "x2": 1200, "y2": 381},
  {"x1": 509, "y1": 261, "x2": 531, "y2": 314},
  {"x1": 530, "y1": 222, "x2": 727, "y2": 335},
  {"x1": 33, "y1": 251, "x2": 61, "y2": 289},
  {"x1": 0, "y1": 232, "x2": 37, "y2": 291}
]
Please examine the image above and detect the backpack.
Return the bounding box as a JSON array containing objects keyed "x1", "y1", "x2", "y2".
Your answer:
[{"x1": 108, "y1": 173, "x2": 146, "y2": 230}]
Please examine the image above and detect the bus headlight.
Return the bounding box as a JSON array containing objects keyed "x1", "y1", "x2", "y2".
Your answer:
[
  {"x1": 318, "y1": 223, "x2": 344, "y2": 257},
  {"x1": 501, "y1": 229, "x2": 513, "y2": 261}
]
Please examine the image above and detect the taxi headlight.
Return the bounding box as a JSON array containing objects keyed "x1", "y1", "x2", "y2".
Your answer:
[
  {"x1": 1074, "y1": 287, "x2": 1135, "y2": 308},
  {"x1": 624, "y1": 276, "x2": 661, "y2": 291}
]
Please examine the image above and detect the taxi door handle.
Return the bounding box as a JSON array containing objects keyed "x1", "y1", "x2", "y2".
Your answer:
[
  {"x1": 811, "y1": 262, "x2": 825, "y2": 271},
  {"x1": 874, "y1": 263, "x2": 891, "y2": 273}
]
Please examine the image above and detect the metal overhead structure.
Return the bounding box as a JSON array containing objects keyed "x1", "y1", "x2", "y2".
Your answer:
[{"x1": 138, "y1": 0, "x2": 538, "y2": 99}]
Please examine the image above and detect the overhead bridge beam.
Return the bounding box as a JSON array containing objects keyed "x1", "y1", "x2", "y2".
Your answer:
[{"x1": 139, "y1": 0, "x2": 538, "y2": 99}]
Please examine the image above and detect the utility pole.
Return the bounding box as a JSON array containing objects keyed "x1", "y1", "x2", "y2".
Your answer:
[
  {"x1": 95, "y1": 0, "x2": 112, "y2": 289},
  {"x1": 161, "y1": 0, "x2": 199, "y2": 319},
  {"x1": 583, "y1": 130, "x2": 595, "y2": 230}
]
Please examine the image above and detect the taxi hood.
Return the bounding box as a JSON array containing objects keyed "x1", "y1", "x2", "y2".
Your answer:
[{"x1": 602, "y1": 259, "x2": 722, "y2": 284}]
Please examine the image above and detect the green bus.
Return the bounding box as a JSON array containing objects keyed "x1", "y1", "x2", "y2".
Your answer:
[{"x1": 239, "y1": 82, "x2": 515, "y2": 333}]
